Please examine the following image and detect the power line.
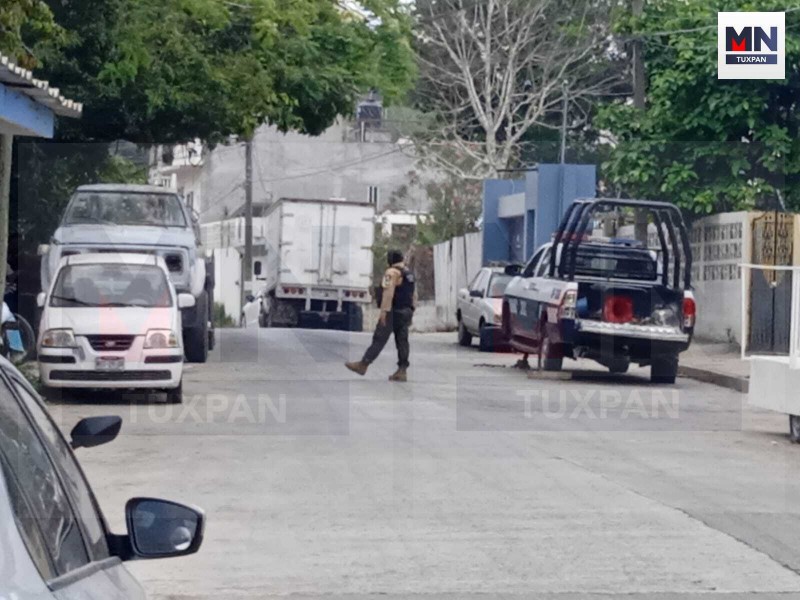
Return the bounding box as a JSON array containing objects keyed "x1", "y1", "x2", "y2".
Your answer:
[{"x1": 251, "y1": 147, "x2": 403, "y2": 185}]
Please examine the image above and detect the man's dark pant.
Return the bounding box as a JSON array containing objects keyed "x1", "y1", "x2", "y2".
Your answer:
[{"x1": 362, "y1": 307, "x2": 413, "y2": 368}]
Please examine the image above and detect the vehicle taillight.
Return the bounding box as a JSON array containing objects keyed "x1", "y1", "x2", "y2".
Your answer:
[
  {"x1": 559, "y1": 290, "x2": 578, "y2": 319},
  {"x1": 603, "y1": 295, "x2": 634, "y2": 324},
  {"x1": 682, "y1": 296, "x2": 696, "y2": 329}
]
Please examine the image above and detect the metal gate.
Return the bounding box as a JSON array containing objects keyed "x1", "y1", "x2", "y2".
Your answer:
[{"x1": 749, "y1": 211, "x2": 794, "y2": 354}]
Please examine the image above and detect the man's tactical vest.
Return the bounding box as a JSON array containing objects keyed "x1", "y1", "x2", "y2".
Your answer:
[{"x1": 392, "y1": 267, "x2": 415, "y2": 310}]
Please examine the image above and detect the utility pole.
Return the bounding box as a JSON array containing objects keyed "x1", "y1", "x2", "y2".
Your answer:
[
  {"x1": 559, "y1": 80, "x2": 569, "y2": 164},
  {"x1": 632, "y1": 0, "x2": 648, "y2": 243},
  {"x1": 242, "y1": 136, "x2": 254, "y2": 312},
  {"x1": 632, "y1": 0, "x2": 646, "y2": 110}
]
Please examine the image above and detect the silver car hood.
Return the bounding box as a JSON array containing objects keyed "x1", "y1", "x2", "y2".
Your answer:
[{"x1": 53, "y1": 224, "x2": 195, "y2": 249}]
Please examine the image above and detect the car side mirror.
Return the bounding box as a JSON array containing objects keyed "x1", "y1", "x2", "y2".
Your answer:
[
  {"x1": 245, "y1": 294, "x2": 255, "y2": 303},
  {"x1": 469, "y1": 289, "x2": 483, "y2": 298},
  {"x1": 70, "y1": 416, "x2": 122, "y2": 449},
  {"x1": 177, "y1": 293, "x2": 196, "y2": 309},
  {"x1": 36, "y1": 292, "x2": 46, "y2": 308},
  {"x1": 125, "y1": 498, "x2": 205, "y2": 559}
]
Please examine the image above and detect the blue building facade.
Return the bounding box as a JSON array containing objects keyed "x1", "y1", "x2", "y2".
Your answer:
[{"x1": 482, "y1": 164, "x2": 596, "y2": 266}]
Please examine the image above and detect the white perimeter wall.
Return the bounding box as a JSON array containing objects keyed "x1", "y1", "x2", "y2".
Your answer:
[
  {"x1": 690, "y1": 212, "x2": 748, "y2": 344},
  {"x1": 433, "y1": 232, "x2": 483, "y2": 329},
  {"x1": 213, "y1": 247, "x2": 242, "y2": 323}
]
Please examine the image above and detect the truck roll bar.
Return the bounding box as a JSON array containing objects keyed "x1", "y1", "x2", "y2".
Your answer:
[{"x1": 547, "y1": 198, "x2": 693, "y2": 290}]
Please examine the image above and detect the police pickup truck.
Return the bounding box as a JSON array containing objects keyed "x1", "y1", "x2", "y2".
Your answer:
[{"x1": 502, "y1": 199, "x2": 696, "y2": 384}]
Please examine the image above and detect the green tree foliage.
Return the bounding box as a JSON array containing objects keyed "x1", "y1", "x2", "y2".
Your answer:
[
  {"x1": 8, "y1": 0, "x2": 415, "y2": 253},
  {"x1": 599, "y1": 0, "x2": 800, "y2": 214},
  {"x1": 32, "y1": 0, "x2": 416, "y2": 143},
  {"x1": 0, "y1": 0, "x2": 59, "y2": 68}
]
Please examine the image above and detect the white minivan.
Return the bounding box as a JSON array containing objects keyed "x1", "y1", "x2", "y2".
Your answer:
[{"x1": 38, "y1": 253, "x2": 194, "y2": 403}]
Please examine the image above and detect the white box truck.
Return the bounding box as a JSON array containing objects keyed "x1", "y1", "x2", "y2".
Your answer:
[{"x1": 254, "y1": 198, "x2": 375, "y2": 331}]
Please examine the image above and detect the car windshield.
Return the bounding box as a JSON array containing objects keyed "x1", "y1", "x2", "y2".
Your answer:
[
  {"x1": 64, "y1": 191, "x2": 187, "y2": 227},
  {"x1": 488, "y1": 274, "x2": 512, "y2": 298},
  {"x1": 50, "y1": 264, "x2": 172, "y2": 308}
]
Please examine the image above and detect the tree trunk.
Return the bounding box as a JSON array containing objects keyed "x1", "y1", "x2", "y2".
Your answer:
[{"x1": 0, "y1": 134, "x2": 12, "y2": 308}]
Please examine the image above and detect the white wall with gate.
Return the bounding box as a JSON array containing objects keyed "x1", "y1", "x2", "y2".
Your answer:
[
  {"x1": 689, "y1": 212, "x2": 749, "y2": 344},
  {"x1": 213, "y1": 247, "x2": 242, "y2": 323},
  {"x1": 433, "y1": 232, "x2": 483, "y2": 328}
]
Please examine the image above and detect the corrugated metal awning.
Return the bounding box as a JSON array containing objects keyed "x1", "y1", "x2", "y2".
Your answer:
[{"x1": 0, "y1": 53, "x2": 82, "y2": 118}]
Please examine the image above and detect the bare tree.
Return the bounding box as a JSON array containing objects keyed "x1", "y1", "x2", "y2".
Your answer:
[{"x1": 414, "y1": 0, "x2": 621, "y2": 179}]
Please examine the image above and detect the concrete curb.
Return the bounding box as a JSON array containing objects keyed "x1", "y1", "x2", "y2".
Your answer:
[{"x1": 678, "y1": 365, "x2": 749, "y2": 393}]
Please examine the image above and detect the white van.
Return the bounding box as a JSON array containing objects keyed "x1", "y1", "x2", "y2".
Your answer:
[{"x1": 37, "y1": 253, "x2": 194, "y2": 403}]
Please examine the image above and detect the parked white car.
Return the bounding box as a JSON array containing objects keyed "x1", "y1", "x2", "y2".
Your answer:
[
  {"x1": 37, "y1": 253, "x2": 194, "y2": 403},
  {"x1": 456, "y1": 267, "x2": 513, "y2": 351}
]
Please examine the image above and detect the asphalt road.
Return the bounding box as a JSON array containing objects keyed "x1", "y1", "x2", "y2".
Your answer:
[{"x1": 52, "y1": 328, "x2": 800, "y2": 599}]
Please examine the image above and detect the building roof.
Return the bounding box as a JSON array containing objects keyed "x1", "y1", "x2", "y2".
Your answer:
[{"x1": 0, "y1": 53, "x2": 83, "y2": 118}]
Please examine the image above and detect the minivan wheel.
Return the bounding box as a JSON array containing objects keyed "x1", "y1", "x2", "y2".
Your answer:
[
  {"x1": 41, "y1": 385, "x2": 63, "y2": 403},
  {"x1": 789, "y1": 415, "x2": 800, "y2": 443},
  {"x1": 478, "y1": 321, "x2": 494, "y2": 352},
  {"x1": 457, "y1": 319, "x2": 472, "y2": 347},
  {"x1": 167, "y1": 382, "x2": 183, "y2": 404}
]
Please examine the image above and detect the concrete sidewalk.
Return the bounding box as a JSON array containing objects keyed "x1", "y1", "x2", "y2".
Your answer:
[{"x1": 679, "y1": 342, "x2": 749, "y2": 392}]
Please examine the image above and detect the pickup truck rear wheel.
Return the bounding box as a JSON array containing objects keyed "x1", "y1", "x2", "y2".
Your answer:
[
  {"x1": 457, "y1": 319, "x2": 472, "y2": 347},
  {"x1": 183, "y1": 291, "x2": 209, "y2": 363},
  {"x1": 540, "y1": 335, "x2": 563, "y2": 372},
  {"x1": 650, "y1": 355, "x2": 678, "y2": 384}
]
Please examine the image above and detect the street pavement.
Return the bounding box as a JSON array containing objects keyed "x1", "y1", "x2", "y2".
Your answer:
[{"x1": 50, "y1": 328, "x2": 800, "y2": 599}]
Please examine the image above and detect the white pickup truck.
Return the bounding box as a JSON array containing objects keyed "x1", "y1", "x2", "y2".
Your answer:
[{"x1": 502, "y1": 199, "x2": 696, "y2": 384}]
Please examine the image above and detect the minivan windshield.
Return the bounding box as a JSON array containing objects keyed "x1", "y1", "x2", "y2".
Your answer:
[
  {"x1": 64, "y1": 191, "x2": 187, "y2": 227},
  {"x1": 50, "y1": 264, "x2": 172, "y2": 308}
]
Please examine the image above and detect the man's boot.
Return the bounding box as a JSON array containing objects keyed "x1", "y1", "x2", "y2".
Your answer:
[
  {"x1": 388, "y1": 368, "x2": 407, "y2": 382},
  {"x1": 345, "y1": 361, "x2": 368, "y2": 376}
]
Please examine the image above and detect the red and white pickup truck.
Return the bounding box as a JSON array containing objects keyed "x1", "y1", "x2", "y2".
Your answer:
[{"x1": 502, "y1": 199, "x2": 696, "y2": 384}]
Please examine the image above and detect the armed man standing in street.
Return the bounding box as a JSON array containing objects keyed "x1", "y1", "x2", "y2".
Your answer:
[{"x1": 345, "y1": 249, "x2": 416, "y2": 381}]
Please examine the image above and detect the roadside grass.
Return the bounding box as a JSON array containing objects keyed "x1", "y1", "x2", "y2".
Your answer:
[{"x1": 213, "y1": 302, "x2": 237, "y2": 328}]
